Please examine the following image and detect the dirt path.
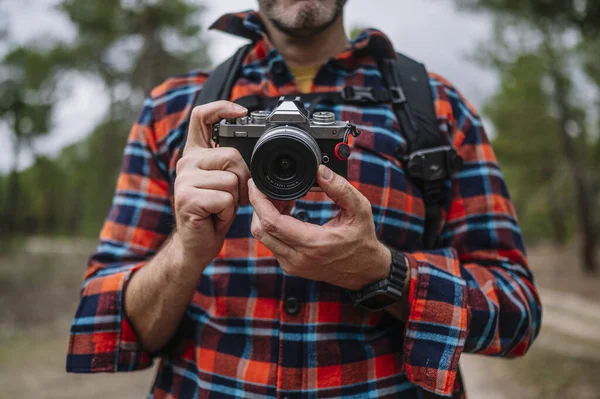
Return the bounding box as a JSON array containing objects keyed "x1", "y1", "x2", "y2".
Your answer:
[
  {"x1": 461, "y1": 288, "x2": 600, "y2": 399},
  {"x1": 1, "y1": 288, "x2": 599, "y2": 399},
  {"x1": 2, "y1": 242, "x2": 600, "y2": 398}
]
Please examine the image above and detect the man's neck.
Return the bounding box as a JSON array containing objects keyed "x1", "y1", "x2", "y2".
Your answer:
[{"x1": 261, "y1": 14, "x2": 349, "y2": 67}]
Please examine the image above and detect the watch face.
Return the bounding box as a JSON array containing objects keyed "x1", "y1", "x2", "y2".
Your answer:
[{"x1": 358, "y1": 293, "x2": 398, "y2": 312}]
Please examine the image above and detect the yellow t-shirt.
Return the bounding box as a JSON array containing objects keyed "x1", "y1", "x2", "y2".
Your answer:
[{"x1": 289, "y1": 65, "x2": 320, "y2": 93}]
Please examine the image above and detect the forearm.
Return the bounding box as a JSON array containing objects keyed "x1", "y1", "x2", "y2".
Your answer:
[{"x1": 124, "y1": 232, "x2": 210, "y2": 353}]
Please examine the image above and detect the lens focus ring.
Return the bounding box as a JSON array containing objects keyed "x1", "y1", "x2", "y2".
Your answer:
[{"x1": 250, "y1": 126, "x2": 321, "y2": 200}]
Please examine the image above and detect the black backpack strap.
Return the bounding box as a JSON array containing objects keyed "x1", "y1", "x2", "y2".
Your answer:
[
  {"x1": 379, "y1": 53, "x2": 463, "y2": 249},
  {"x1": 195, "y1": 44, "x2": 252, "y2": 106},
  {"x1": 179, "y1": 43, "x2": 252, "y2": 152}
]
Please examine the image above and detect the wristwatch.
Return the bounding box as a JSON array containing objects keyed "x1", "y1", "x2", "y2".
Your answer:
[{"x1": 349, "y1": 248, "x2": 408, "y2": 311}]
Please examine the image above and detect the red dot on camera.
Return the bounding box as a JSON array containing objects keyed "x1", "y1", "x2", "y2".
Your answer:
[{"x1": 334, "y1": 143, "x2": 351, "y2": 160}]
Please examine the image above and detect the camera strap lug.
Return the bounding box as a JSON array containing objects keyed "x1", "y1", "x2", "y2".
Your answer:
[
  {"x1": 342, "y1": 122, "x2": 361, "y2": 143},
  {"x1": 333, "y1": 122, "x2": 362, "y2": 161}
]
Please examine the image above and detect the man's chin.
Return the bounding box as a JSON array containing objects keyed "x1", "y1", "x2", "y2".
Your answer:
[
  {"x1": 271, "y1": 24, "x2": 330, "y2": 38},
  {"x1": 269, "y1": 16, "x2": 340, "y2": 38}
]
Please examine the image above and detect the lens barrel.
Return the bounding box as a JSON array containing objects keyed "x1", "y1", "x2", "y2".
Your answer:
[{"x1": 250, "y1": 126, "x2": 321, "y2": 200}]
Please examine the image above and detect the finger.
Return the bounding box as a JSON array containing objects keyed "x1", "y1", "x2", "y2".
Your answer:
[
  {"x1": 178, "y1": 169, "x2": 241, "y2": 205},
  {"x1": 189, "y1": 147, "x2": 251, "y2": 206},
  {"x1": 316, "y1": 165, "x2": 368, "y2": 216},
  {"x1": 177, "y1": 188, "x2": 236, "y2": 233},
  {"x1": 251, "y1": 212, "x2": 296, "y2": 258},
  {"x1": 185, "y1": 101, "x2": 247, "y2": 150},
  {"x1": 249, "y1": 179, "x2": 320, "y2": 245},
  {"x1": 270, "y1": 199, "x2": 295, "y2": 216}
]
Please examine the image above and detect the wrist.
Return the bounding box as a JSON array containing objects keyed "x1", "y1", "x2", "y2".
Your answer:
[
  {"x1": 372, "y1": 242, "x2": 392, "y2": 282},
  {"x1": 348, "y1": 242, "x2": 391, "y2": 291},
  {"x1": 167, "y1": 231, "x2": 211, "y2": 282},
  {"x1": 348, "y1": 245, "x2": 409, "y2": 313}
]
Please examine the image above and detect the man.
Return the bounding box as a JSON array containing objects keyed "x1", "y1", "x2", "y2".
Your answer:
[{"x1": 66, "y1": 1, "x2": 542, "y2": 398}]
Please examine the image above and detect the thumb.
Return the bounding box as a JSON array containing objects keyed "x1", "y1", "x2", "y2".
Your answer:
[{"x1": 316, "y1": 165, "x2": 365, "y2": 213}]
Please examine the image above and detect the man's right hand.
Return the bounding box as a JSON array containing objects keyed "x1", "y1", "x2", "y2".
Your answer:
[
  {"x1": 173, "y1": 100, "x2": 250, "y2": 267},
  {"x1": 124, "y1": 100, "x2": 248, "y2": 354}
]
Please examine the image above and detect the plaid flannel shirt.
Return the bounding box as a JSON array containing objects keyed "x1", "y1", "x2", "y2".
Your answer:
[{"x1": 67, "y1": 10, "x2": 542, "y2": 398}]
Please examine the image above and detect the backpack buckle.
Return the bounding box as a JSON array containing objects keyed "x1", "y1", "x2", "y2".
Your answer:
[
  {"x1": 405, "y1": 146, "x2": 463, "y2": 182},
  {"x1": 341, "y1": 86, "x2": 376, "y2": 103},
  {"x1": 389, "y1": 86, "x2": 407, "y2": 104}
]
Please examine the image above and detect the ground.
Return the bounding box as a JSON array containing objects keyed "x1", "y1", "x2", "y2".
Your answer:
[{"x1": 1, "y1": 238, "x2": 599, "y2": 399}]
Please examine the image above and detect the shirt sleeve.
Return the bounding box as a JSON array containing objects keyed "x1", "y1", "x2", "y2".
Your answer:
[
  {"x1": 66, "y1": 98, "x2": 174, "y2": 373},
  {"x1": 401, "y1": 75, "x2": 543, "y2": 396}
]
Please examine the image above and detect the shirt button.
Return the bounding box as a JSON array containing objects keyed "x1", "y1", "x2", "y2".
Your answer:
[
  {"x1": 294, "y1": 210, "x2": 310, "y2": 222},
  {"x1": 272, "y1": 61, "x2": 286, "y2": 75},
  {"x1": 284, "y1": 297, "x2": 301, "y2": 315}
]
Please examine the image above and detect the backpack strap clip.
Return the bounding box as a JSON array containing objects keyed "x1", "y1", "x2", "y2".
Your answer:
[
  {"x1": 341, "y1": 86, "x2": 393, "y2": 104},
  {"x1": 404, "y1": 145, "x2": 463, "y2": 248},
  {"x1": 388, "y1": 86, "x2": 407, "y2": 105},
  {"x1": 405, "y1": 146, "x2": 463, "y2": 183}
]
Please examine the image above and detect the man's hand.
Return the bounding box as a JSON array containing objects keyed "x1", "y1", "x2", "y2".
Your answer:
[
  {"x1": 174, "y1": 100, "x2": 250, "y2": 267},
  {"x1": 124, "y1": 100, "x2": 249, "y2": 353},
  {"x1": 249, "y1": 165, "x2": 391, "y2": 291}
]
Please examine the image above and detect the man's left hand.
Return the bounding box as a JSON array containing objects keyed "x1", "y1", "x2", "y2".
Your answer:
[{"x1": 249, "y1": 165, "x2": 391, "y2": 291}]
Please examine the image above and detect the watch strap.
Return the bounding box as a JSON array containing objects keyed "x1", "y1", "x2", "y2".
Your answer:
[
  {"x1": 389, "y1": 249, "x2": 408, "y2": 294},
  {"x1": 349, "y1": 248, "x2": 408, "y2": 310}
]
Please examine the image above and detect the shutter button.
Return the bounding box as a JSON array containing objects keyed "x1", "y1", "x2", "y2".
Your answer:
[
  {"x1": 294, "y1": 210, "x2": 310, "y2": 222},
  {"x1": 284, "y1": 297, "x2": 300, "y2": 315}
]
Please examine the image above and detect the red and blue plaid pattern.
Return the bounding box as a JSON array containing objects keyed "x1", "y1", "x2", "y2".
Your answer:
[{"x1": 67, "y1": 10, "x2": 542, "y2": 398}]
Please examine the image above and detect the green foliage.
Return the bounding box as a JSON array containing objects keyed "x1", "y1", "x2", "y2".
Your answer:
[
  {"x1": 0, "y1": 0, "x2": 210, "y2": 238},
  {"x1": 349, "y1": 26, "x2": 367, "y2": 40},
  {"x1": 484, "y1": 51, "x2": 574, "y2": 243},
  {"x1": 59, "y1": 0, "x2": 210, "y2": 95},
  {"x1": 453, "y1": 0, "x2": 600, "y2": 258},
  {"x1": 0, "y1": 44, "x2": 58, "y2": 235},
  {"x1": 454, "y1": 0, "x2": 600, "y2": 36}
]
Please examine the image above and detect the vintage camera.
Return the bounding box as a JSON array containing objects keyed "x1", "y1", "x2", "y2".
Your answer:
[{"x1": 212, "y1": 97, "x2": 360, "y2": 200}]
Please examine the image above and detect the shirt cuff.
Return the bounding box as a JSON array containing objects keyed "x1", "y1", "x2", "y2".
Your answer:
[
  {"x1": 401, "y1": 249, "x2": 468, "y2": 397},
  {"x1": 67, "y1": 263, "x2": 154, "y2": 373}
]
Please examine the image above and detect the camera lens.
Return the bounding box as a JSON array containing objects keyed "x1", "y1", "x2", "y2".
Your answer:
[
  {"x1": 251, "y1": 126, "x2": 321, "y2": 200},
  {"x1": 272, "y1": 155, "x2": 296, "y2": 180}
]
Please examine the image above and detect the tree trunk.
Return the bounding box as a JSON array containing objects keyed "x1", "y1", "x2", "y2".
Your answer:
[
  {"x1": 546, "y1": 183, "x2": 568, "y2": 246},
  {"x1": 4, "y1": 138, "x2": 22, "y2": 235},
  {"x1": 542, "y1": 28, "x2": 598, "y2": 273}
]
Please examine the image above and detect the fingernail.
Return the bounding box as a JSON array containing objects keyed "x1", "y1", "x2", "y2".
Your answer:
[
  {"x1": 232, "y1": 103, "x2": 247, "y2": 113},
  {"x1": 320, "y1": 165, "x2": 333, "y2": 181},
  {"x1": 248, "y1": 178, "x2": 255, "y2": 189}
]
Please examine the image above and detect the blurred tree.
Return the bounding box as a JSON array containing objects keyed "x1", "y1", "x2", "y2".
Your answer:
[
  {"x1": 454, "y1": 0, "x2": 600, "y2": 37},
  {"x1": 454, "y1": 1, "x2": 599, "y2": 272},
  {"x1": 483, "y1": 52, "x2": 572, "y2": 245},
  {"x1": 540, "y1": 26, "x2": 598, "y2": 273},
  {"x1": 0, "y1": 47, "x2": 56, "y2": 235},
  {"x1": 55, "y1": 0, "x2": 211, "y2": 235},
  {"x1": 0, "y1": 0, "x2": 211, "y2": 237}
]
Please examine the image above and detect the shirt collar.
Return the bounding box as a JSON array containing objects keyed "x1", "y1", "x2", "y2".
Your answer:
[{"x1": 209, "y1": 10, "x2": 397, "y2": 62}]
